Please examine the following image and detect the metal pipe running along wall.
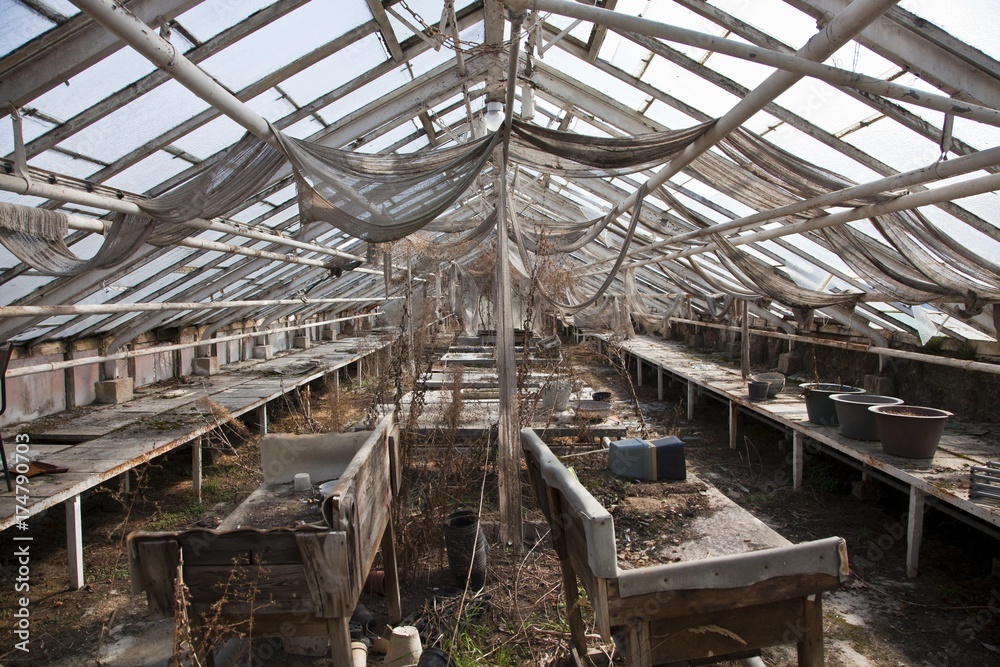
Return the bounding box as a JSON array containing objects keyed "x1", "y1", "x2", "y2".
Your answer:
[{"x1": 5, "y1": 311, "x2": 383, "y2": 379}]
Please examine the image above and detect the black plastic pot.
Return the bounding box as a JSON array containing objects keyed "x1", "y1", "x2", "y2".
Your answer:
[
  {"x1": 748, "y1": 380, "x2": 770, "y2": 401},
  {"x1": 444, "y1": 510, "x2": 488, "y2": 590},
  {"x1": 417, "y1": 647, "x2": 455, "y2": 667},
  {"x1": 830, "y1": 393, "x2": 902, "y2": 440},
  {"x1": 801, "y1": 383, "x2": 864, "y2": 426}
]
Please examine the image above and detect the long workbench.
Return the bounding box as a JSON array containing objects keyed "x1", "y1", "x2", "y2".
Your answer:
[
  {"x1": 589, "y1": 333, "x2": 1000, "y2": 578},
  {"x1": 0, "y1": 334, "x2": 391, "y2": 587}
]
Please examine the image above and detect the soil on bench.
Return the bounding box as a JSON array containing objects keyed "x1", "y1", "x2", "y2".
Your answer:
[{"x1": 575, "y1": 468, "x2": 711, "y2": 569}]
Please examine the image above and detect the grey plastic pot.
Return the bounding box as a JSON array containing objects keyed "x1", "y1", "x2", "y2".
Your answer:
[
  {"x1": 801, "y1": 383, "x2": 865, "y2": 426},
  {"x1": 830, "y1": 393, "x2": 903, "y2": 441},
  {"x1": 869, "y1": 404, "x2": 953, "y2": 458}
]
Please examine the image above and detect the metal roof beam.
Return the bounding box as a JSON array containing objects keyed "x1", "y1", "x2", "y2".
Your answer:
[
  {"x1": 367, "y1": 0, "x2": 405, "y2": 61},
  {"x1": 784, "y1": 0, "x2": 1000, "y2": 109},
  {"x1": 673, "y1": 0, "x2": 997, "y2": 169}
]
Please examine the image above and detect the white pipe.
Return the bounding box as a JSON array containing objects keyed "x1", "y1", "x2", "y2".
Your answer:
[
  {"x1": 0, "y1": 172, "x2": 371, "y2": 267},
  {"x1": 0, "y1": 297, "x2": 400, "y2": 317},
  {"x1": 522, "y1": 0, "x2": 1000, "y2": 126},
  {"x1": 520, "y1": 0, "x2": 902, "y2": 223},
  {"x1": 4, "y1": 312, "x2": 383, "y2": 379}
]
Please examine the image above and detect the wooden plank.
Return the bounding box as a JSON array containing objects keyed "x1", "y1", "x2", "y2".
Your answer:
[
  {"x1": 647, "y1": 597, "x2": 808, "y2": 665},
  {"x1": 625, "y1": 621, "x2": 651, "y2": 667},
  {"x1": 606, "y1": 573, "x2": 842, "y2": 624},
  {"x1": 296, "y1": 532, "x2": 354, "y2": 618},
  {"x1": 380, "y1": 514, "x2": 402, "y2": 625},
  {"x1": 183, "y1": 563, "x2": 314, "y2": 608},
  {"x1": 135, "y1": 538, "x2": 180, "y2": 617}
]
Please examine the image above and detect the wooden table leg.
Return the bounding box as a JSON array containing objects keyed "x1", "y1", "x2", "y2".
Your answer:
[
  {"x1": 797, "y1": 596, "x2": 824, "y2": 667},
  {"x1": 547, "y1": 487, "x2": 588, "y2": 656},
  {"x1": 625, "y1": 621, "x2": 652, "y2": 667},
  {"x1": 328, "y1": 616, "x2": 352, "y2": 666},
  {"x1": 381, "y1": 518, "x2": 402, "y2": 624}
]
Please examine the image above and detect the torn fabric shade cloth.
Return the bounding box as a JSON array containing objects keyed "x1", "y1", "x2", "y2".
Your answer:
[
  {"x1": 0, "y1": 132, "x2": 287, "y2": 275},
  {"x1": 712, "y1": 235, "x2": 862, "y2": 309},
  {"x1": 508, "y1": 119, "x2": 713, "y2": 177},
  {"x1": 276, "y1": 128, "x2": 501, "y2": 243}
]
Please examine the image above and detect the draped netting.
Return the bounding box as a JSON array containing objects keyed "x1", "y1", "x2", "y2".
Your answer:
[
  {"x1": 712, "y1": 234, "x2": 863, "y2": 309},
  {"x1": 623, "y1": 267, "x2": 683, "y2": 335},
  {"x1": 508, "y1": 118, "x2": 713, "y2": 178},
  {"x1": 509, "y1": 183, "x2": 649, "y2": 315},
  {"x1": 276, "y1": 129, "x2": 501, "y2": 243},
  {"x1": 0, "y1": 132, "x2": 287, "y2": 276}
]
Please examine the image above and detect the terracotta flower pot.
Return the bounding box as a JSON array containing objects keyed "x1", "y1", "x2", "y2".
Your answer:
[
  {"x1": 869, "y1": 404, "x2": 953, "y2": 458},
  {"x1": 801, "y1": 383, "x2": 865, "y2": 426},
  {"x1": 830, "y1": 393, "x2": 903, "y2": 441}
]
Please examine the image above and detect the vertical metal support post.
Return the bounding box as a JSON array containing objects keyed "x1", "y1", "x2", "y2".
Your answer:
[
  {"x1": 793, "y1": 431, "x2": 805, "y2": 490},
  {"x1": 657, "y1": 366, "x2": 663, "y2": 401},
  {"x1": 257, "y1": 404, "x2": 268, "y2": 435},
  {"x1": 907, "y1": 488, "x2": 926, "y2": 578},
  {"x1": 741, "y1": 299, "x2": 750, "y2": 379},
  {"x1": 728, "y1": 401, "x2": 739, "y2": 450},
  {"x1": 66, "y1": 494, "x2": 84, "y2": 590},
  {"x1": 192, "y1": 437, "x2": 203, "y2": 503},
  {"x1": 686, "y1": 380, "x2": 696, "y2": 420},
  {"x1": 356, "y1": 359, "x2": 362, "y2": 389}
]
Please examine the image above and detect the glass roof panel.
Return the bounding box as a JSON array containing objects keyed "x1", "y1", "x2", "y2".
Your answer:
[
  {"x1": 278, "y1": 33, "x2": 387, "y2": 108},
  {"x1": 900, "y1": 0, "x2": 1000, "y2": 60},
  {"x1": 175, "y1": 0, "x2": 282, "y2": 43},
  {"x1": 642, "y1": 55, "x2": 741, "y2": 118},
  {"x1": 843, "y1": 118, "x2": 940, "y2": 175},
  {"x1": 712, "y1": 0, "x2": 817, "y2": 47},
  {"x1": 544, "y1": 48, "x2": 650, "y2": 113},
  {"x1": 30, "y1": 148, "x2": 105, "y2": 179},
  {"x1": 315, "y1": 67, "x2": 412, "y2": 127},
  {"x1": 703, "y1": 51, "x2": 779, "y2": 93},
  {"x1": 170, "y1": 115, "x2": 247, "y2": 160},
  {"x1": 597, "y1": 30, "x2": 650, "y2": 78},
  {"x1": 0, "y1": 0, "x2": 53, "y2": 57},
  {"x1": 56, "y1": 79, "x2": 209, "y2": 164},
  {"x1": 771, "y1": 80, "x2": 878, "y2": 137},
  {"x1": 102, "y1": 150, "x2": 196, "y2": 194},
  {"x1": 1, "y1": 114, "x2": 54, "y2": 155},
  {"x1": 199, "y1": 1, "x2": 363, "y2": 92},
  {"x1": 30, "y1": 46, "x2": 156, "y2": 120},
  {"x1": 244, "y1": 90, "x2": 296, "y2": 124}
]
